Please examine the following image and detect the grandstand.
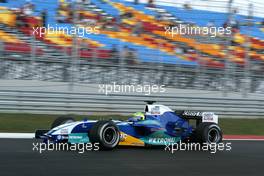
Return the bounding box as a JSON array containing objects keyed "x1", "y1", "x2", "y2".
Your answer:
[{"x1": 0, "y1": 0, "x2": 263, "y2": 94}]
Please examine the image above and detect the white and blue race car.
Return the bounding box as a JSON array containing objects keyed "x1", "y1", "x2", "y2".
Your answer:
[{"x1": 35, "y1": 101, "x2": 222, "y2": 150}]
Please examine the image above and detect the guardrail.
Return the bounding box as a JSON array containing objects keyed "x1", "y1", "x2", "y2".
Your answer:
[{"x1": 0, "y1": 89, "x2": 263, "y2": 117}]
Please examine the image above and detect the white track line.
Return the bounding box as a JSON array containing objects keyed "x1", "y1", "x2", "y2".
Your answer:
[
  {"x1": 0, "y1": 133, "x2": 264, "y2": 141},
  {"x1": 0, "y1": 133, "x2": 34, "y2": 139},
  {"x1": 223, "y1": 139, "x2": 264, "y2": 141}
]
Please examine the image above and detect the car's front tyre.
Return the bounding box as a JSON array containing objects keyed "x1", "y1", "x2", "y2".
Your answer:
[
  {"x1": 51, "y1": 116, "x2": 75, "y2": 129},
  {"x1": 89, "y1": 120, "x2": 120, "y2": 150}
]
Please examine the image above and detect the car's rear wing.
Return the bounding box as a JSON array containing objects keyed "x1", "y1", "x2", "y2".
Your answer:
[{"x1": 175, "y1": 110, "x2": 218, "y2": 124}]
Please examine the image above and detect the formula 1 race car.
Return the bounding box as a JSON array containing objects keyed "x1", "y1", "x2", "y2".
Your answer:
[{"x1": 35, "y1": 101, "x2": 222, "y2": 150}]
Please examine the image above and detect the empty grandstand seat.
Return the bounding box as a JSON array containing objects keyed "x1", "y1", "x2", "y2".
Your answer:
[{"x1": 4, "y1": 42, "x2": 43, "y2": 55}]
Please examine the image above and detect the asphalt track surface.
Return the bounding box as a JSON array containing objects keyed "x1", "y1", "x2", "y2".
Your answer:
[{"x1": 0, "y1": 139, "x2": 263, "y2": 176}]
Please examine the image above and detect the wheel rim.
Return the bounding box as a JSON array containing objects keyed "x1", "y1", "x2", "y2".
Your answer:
[
  {"x1": 103, "y1": 126, "x2": 118, "y2": 144},
  {"x1": 207, "y1": 128, "x2": 220, "y2": 143}
]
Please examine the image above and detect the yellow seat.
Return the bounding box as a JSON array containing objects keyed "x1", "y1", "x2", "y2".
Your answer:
[
  {"x1": 0, "y1": 10, "x2": 16, "y2": 26},
  {"x1": 0, "y1": 30, "x2": 21, "y2": 43}
]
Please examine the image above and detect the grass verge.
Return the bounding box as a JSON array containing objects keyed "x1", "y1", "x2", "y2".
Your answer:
[{"x1": 0, "y1": 113, "x2": 263, "y2": 135}]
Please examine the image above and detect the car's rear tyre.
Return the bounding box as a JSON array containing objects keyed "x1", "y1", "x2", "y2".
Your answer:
[
  {"x1": 51, "y1": 116, "x2": 75, "y2": 129},
  {"x1": 89, "y1": 120, "x2": 120, "y2": 150},
  {"x1": 195, "y1": 122, "x2": 222, "y2": 144}
]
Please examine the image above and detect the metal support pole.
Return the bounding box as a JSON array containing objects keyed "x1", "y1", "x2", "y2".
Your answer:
[
  {"x1": 223, "y1": 0, "x2": 234, "y2": 97},
  {"x1": 0, "y1": 41, "x2": 4, "y2": 79},
  {"x1": 0, "y1": 40, "x2": 3, "y2": 58},
  {"x1": 119, "y1": 44, "x2": 124, "y2": 84},
  {"x1": 30, "y1": 33, "x2": 36, "y2": 79},
  {"x1": 158, "y1": 40, "x2": 164, "y2": 85},
  {"x1": 243, "y1": 3, "x2": 253, "y2": 97},
  {"x1": 195, "y1": 40, "x2": 203, "y2": 89},
  {"x1": 69, "y1": 1, "x2": 80, "y2": 91}
]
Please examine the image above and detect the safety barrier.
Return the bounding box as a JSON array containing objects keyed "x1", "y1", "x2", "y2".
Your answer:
[{"x1": 0, "y1": 88, "x2": 263, "y2": 118}]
